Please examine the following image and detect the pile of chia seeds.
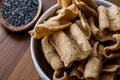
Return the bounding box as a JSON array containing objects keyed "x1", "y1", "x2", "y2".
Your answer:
[{"x1": 1, "y1": 0, "x2": 39, "y2": 27}]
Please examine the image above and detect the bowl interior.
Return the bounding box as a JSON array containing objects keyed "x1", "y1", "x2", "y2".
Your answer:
[{"x1": 31, "y1": 0, "x2": 115, "y2": 80}]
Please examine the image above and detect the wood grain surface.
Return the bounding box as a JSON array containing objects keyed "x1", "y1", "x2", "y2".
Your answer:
[
  {"x1": 0, "y1": 0, "x2": 56, "y2": 80},
  {"x1": 0, "y1": 0, "x2": 119, "y2": 80}
]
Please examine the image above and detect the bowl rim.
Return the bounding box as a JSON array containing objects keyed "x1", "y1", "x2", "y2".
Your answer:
[
  {"x1": 30, "y1": 4, "x2": 57, "y2": 80},
  {"x1": 30, "y1": 0, "x2": 115, "y2": 80},
  {"x1": 0, "y1": 0, "x2": 42, "y2": 32}
]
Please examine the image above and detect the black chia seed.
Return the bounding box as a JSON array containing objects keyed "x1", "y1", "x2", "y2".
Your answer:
[{"x1": 1, "y1": 0, "x2": 39, "y2": 27}]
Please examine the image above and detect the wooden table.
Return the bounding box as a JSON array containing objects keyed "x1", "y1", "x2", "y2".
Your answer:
[{"x1": 0, "y1": 0, "x2": 119, "y2": 80}]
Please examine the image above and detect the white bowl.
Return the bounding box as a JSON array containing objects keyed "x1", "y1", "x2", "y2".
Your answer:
[{"x1": 30, "y1": 0, "x2": 114, "y2": 80}]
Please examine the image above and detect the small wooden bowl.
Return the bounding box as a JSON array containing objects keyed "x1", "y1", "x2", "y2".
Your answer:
[{"x1": 0, "y1": 0, "x2": 42, "y2": 32}]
